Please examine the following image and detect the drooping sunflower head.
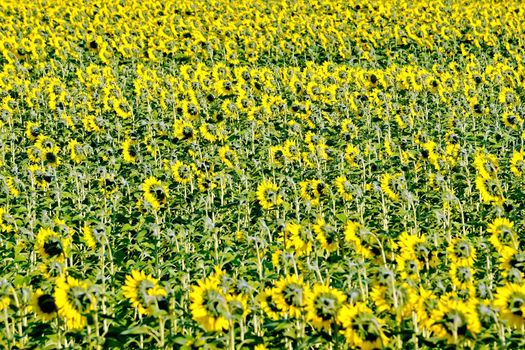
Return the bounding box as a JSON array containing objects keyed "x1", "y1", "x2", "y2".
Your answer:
[
  {"x1": 487, "y1": 217, "x2": 518, "y2": 256},
  {"x1": 122, "y1": 138, "x2": 138, "y2": 163},
  {"x1": 430, "y1": 298, "x2": 481, "y2": 344},
  {"x1": 171, "y1": 161, "x2": 195, "y2": 184},
  {"x1": 447, "y1": 238, "x2": 476, "y2": 267}
]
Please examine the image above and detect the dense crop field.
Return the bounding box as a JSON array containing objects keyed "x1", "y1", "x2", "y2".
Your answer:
[{"x1": 1, "y1": 0, "x2": 525, "y2": 348}]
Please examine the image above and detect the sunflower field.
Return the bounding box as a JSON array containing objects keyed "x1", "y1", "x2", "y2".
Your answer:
[{"x1": 1, "y1": 0, "x2": 525, "y2": 349}]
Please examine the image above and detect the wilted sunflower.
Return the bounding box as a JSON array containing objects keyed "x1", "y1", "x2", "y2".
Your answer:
[
  {"x1": 55, "y1": 276, "x2": 96, "y2": 330},
  {"x1": 305, "y1": 284, "x2": 346, "y2": 331},
  {"x1": 35, "y1": 228, "x2": 71, "y2": 262},
  {"x1": 122, "y1": 270, "x2": 168, "y2": 316},
  {"x1": 142, "y1": 176, "x2": 169, "y2": 210},
  {"x1": 32, "y1": 288, "x2": 58, "y2": 321}
]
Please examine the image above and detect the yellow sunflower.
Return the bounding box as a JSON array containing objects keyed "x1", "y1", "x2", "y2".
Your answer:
[
  {"x1": 122, "y1": 270, "x2": 168, "y2": 316},
  {"x1": 189, "y1": 277, "x2": 229, "y2": 332},
  {"x1": 337, "y1": 302, "x2": 389, "y2": 349},
  {"x1": 142, "y1": 176, "x2": 169, "y2": 210},
  {"x1": 494, "y1": 283, "x2": 525, "y2": 328},
  {"x1": 32, "y1": 288, "x2": 58, "y2": 321},
  {"x1": 55, "y1": 276, "x2": 96, "y2": 330},
  {"x1": 256, "y1": 180, "x2": 283, "y2": 210},
  {"x1": 273, "y1": 275, "x2": 309, "y2": 319},
  {"x1": 35, "y1": 228, "x2": 71, "y2": 262},
  {"x1": 305, "y1": 284, "x2": 346, "y2": 331}
]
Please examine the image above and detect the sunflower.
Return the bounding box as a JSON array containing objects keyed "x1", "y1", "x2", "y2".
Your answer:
[
  {"x1": 218, "y1": 146, "x2": 238, "y2": 169},
  {"x1": 225, "y1": 293, "x2": 250, "y2": 322},
  {"x1": 174, "y1": 120, "x2": 197, "y2": 142},
  {"x1": 98, "y1": 174, "x2": 118, "y2": 196},
  {"x1": 171, "y1": 161, "x2": 195, "y2": 184},
  {"x1": 475, "y1": 175, "x2": 505, "y2": 205},
  {"x1": 25, "y1": 121, "x2": 41, "y2": 141},
  {"x1": 501, "y1": 111, "x2": 523, "y2": 129},
  {"x1": 68, "y1": 139, "x2": 85, "y2": 164},
  {"x1": 334, "y1": 176, "x2": 353, "y2": 201},
  {"x1": 0, "y1": 207, "x2": 12, "y2": 233},
  {"x1": 494, "y1": 283, "x2": 525, "y2": 328},
  {"x1": 35, "y1": 227, "x2": 71, "y2": 262},
  {"x1": 370, "y1": 283, "x2": 417, "y2": 321},
  {"x1": 447, "y1": 238, "x2": 476, "y2": 267},
  {"x1": 305, "y1": 284, "x2": 346, "y2": 331},
  {"x1": 189, "y1": 277, "x2": 229, "y2": 332},
  {"x1": 473, "y1": 151, "x2": 498, "y2": 180},
  {"x1": 337, "y1": 302, "x2": 389, "y2": 349},
  {"x1": 258, "y1": 288, "x2": 281, "y2": 321},
  {"x1": 142, "y1": 176, "x2": 169, "y2": 210},
  {"x1": 510, "y1": 150, "x2": 525, "y2": 177},
  {"x1": 429, "y1": 296, "x2": 480, "y2": 344},
  {"x1": 380, "y1": 173, "x2": 403, "y2": 201},
  {"x1": 499, "y1": 250, "x2": 525, "y2": 282},
  {"x1": 122, "y1": 138, "x2": 138, "y2": 163},
  {"x1": 82, "y1": 225, "x2": 97, "y2": 250},
  {"x1": 256, "y1": 180, "x2": 283, "y2": 210},
  {"x1": 122, "y1": 270, "x2": 168, "y2": 316},
  {"x1": 312, "y1": 217, "x2": 339, "y2": 252},
  {"x1": 450, "y1": 263, "x2": 476, "y2": 291},
  {"x1": 299, "y1": 179, "x2": 324, "y2": 206},
  {"x1": 273, "y1": 275, "x2": 309, "y2": 318},
  {"x1": 344, "y1": 221, "x2": 374, "y2": 259},
  {"x1": 487, "y1": 217, "x2": 518, "y2": 256},
  {"x1": 55, "y1": 276, "x2": 96, "y2": 330},
  {"x1": 32, "y1": 288, "x2": 58, "y2": 321}
]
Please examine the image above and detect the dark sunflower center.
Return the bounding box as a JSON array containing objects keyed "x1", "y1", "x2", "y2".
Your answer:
[
  {"x1": 45, "y1": 152, "x2": 57, "y2": 163},
  {"x1": 43, "y1": 238, "x2": 63, "y2": 257},
  {"x1": 38, "y1": 294, "x2": 57, "y2": 314},
  {"x1": 154, "y1": 188, "x2": 166, "y2": 201},
  {"x1": 182, "y1": 127, "x2": 193, "y2": 138}
]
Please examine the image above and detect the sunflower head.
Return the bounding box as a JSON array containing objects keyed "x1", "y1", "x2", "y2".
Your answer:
[{"x1": 32, "y1": 289, "x2": 57, "y2": 321}]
